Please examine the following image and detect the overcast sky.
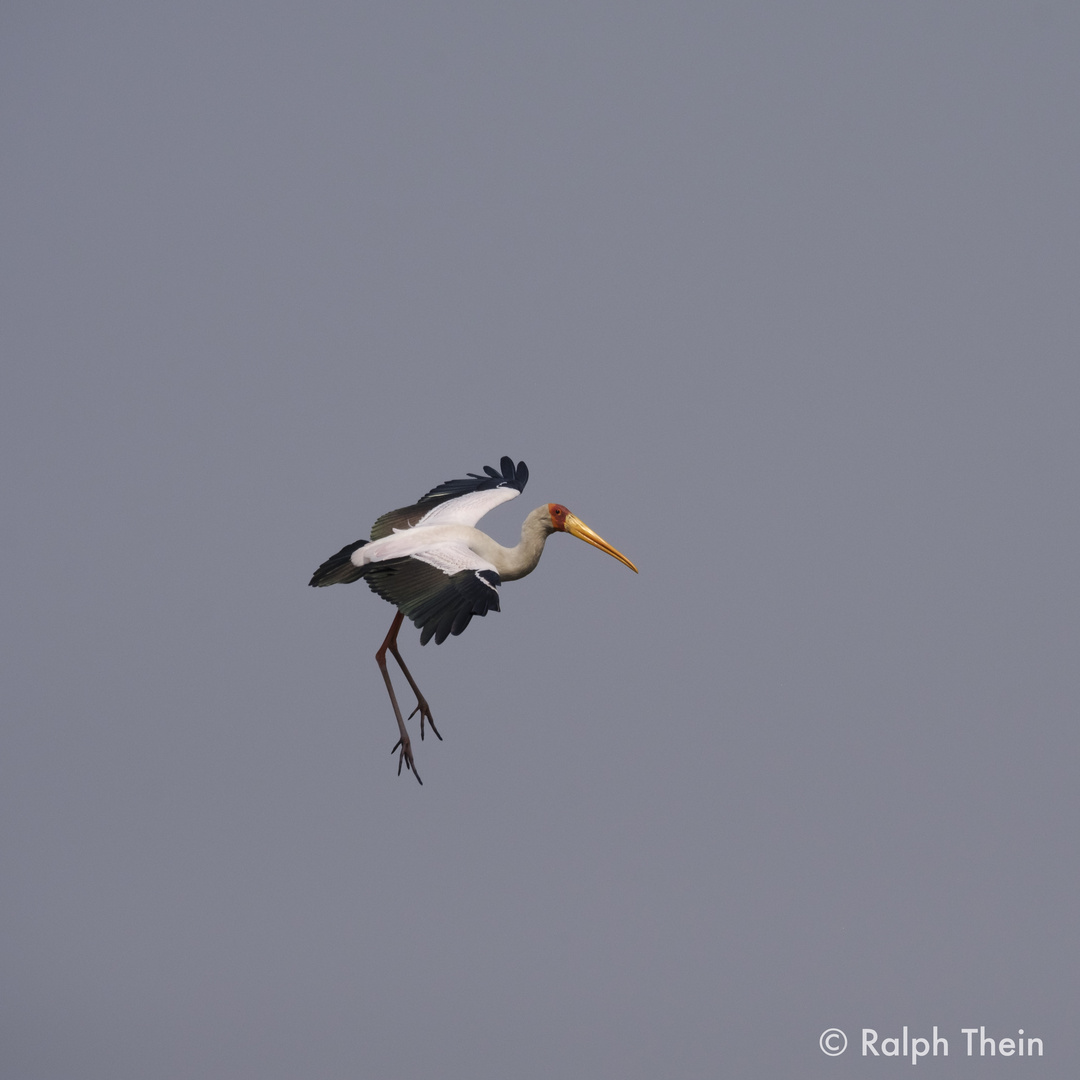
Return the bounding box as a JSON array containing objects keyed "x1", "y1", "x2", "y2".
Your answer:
[{"x1": 3, "y1": 3, "x2": 1078, "y2": 1078}]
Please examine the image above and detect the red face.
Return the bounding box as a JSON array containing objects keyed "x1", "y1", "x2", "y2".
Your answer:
[{"x1": 547, "y1": 503, "x2": 569, "y2": 531}]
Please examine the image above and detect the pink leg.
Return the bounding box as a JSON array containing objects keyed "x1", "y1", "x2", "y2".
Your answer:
[
  {"x1": 376, "y1": 612, "x2": 422, "y2": 784},
  {"x1": 386, "y1": 631, "x2": 441, "y2": 743}
]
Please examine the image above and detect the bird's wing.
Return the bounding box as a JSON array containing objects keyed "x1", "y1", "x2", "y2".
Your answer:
[
  {"x1": 370, "y1": 456, "x2": 529, "y2": 539},
  {"x1": 362, "y1": 542, "x2": 503, "y2": 645}
]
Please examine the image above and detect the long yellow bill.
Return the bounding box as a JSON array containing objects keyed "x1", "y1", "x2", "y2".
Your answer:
[{"x1": 564, "y1": 513, "x2": 639, "y2": 573}]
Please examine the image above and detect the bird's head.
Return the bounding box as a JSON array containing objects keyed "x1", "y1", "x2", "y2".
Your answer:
[{"x1": 547, "y1": 503, "x2": 638, "y2": 573}]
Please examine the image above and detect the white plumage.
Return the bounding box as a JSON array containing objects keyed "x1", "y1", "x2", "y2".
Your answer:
[{"x1": 309, "y1": 456, "x2": 636, "y2": 784}]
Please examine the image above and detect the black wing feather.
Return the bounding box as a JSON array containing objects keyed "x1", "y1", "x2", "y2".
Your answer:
[
  {"x1": 370, "y1": 456, "x2": 528, "y2": 540},
  {"x1": 363, "y1": 558, "x2": 502, "y2": 644}
]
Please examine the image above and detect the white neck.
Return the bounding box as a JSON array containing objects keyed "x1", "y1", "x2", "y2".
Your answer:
[{"x1": 469, "y1": 505, "x2": 553, "y2": 581}]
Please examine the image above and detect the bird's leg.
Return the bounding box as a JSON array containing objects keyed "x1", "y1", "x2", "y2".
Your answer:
[
  {"x1": 386, "y1": 632, "x2": 441, "y2": 743},
  {"x1": 376, "y1": 612, "x2": 422, "y2": 784}
]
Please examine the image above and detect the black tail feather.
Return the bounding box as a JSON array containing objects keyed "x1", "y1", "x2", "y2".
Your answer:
[{"x1": 308, "y1": 539, "x2": 368, "y2": 586}]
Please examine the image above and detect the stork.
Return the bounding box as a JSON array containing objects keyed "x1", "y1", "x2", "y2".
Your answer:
[{"x1": 309, "y1": 456, "x2": 637, "y2": 783}]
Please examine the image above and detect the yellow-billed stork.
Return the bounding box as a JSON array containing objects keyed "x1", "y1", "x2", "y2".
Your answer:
[{"x1": 309, "y1": 456, "x2": 637, "y2": 783}]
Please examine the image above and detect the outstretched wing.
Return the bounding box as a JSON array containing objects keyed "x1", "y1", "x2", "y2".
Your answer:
[
  {"x1": 370, "y1": 456, "x2": 529, "y2": 539},
  {"x1": 362, "y1": 543, "x2": 502, "y2": 645}
]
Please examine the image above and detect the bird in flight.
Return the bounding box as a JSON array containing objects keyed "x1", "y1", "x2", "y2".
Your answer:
[{"x1": 309, "y1": 456, "x2": 637, "y2": 783}]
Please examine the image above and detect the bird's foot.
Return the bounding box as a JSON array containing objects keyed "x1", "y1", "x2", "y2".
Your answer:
[
  {"x1": 391, "y1": 734, "x2": 423, "y2": 785},
  {"x1": 408, "y1": 698, "x2": 442, "y2": 742}
]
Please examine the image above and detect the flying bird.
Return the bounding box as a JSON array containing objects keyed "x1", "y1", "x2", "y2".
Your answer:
[{"x1": 309, "y1": 456, "x2": 638, "y2": 783}]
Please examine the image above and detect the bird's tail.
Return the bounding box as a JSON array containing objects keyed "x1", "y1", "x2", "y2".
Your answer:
[{"x1": 308, "y1": 539, "x2": 368, "y2": 586}]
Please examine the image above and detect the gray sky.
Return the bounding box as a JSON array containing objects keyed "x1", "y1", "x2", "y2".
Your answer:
[{"x1": 3, "y1": 3, "x2": 1078, "y2": 1077}]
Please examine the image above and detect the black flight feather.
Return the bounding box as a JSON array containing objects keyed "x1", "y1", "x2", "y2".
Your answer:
[
  {"x1": 363, "y1": 559, "x2": 502, "y2": 645},
  {"x1": 370, "y1": 456, "x2": 528, "y2": 540}
]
